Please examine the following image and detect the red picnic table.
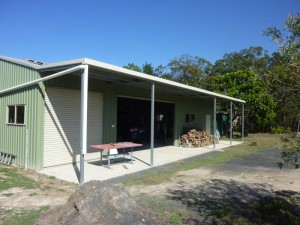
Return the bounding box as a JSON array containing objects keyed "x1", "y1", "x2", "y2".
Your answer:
[{"x1": 90, "y1": 142, "x2": 143, "y2": 168}]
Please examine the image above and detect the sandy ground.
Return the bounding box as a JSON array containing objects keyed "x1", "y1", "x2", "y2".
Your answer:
[
  {"x1": 1, "y1": 146, "x2": 299, "y2": 224},
  {"x1": 2, "y1": 148, "x2": 299, "y2": 210},
  {"x1": 0, "y1": 170, "x2": 76, "y2": 211},
  {"x1": 126, "y1": 149, "x2": 300, "y2": 197},
  {"x1": 124, "y1": 148, "x2": 300, "y2": 224}
]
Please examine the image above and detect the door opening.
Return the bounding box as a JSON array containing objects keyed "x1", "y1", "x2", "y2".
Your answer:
[{"x1": 117, "y1": 97, "x2": 174, "y2": 145}]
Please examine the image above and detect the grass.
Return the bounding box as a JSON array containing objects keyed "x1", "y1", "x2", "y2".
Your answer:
[
  {"x1": 124, "y1": 134, "x2": 280, "y2": 186},
  {"x1": 0, "y1": 134, "x2": 291, "y2": 225},
  {"x1": 49, "y1": 176, "x2": 56, "y2": 180},
  {"x1": 165, "y1": 211, "x2": 186, "y2": 225},
  {"x1": 127, "y1": 134, "x2": 300, "y2": 225},
  {"x1": 0, "y1": 167, "x2": 38, "y2": 191},
  {"x1": 258, "y1": 197, "x2": 298, "y2": 225},
  {"x1": 210, "y1": 197, "x2": 299, "y2": 225},
  {"x1": 1, "y1": 206, "x2": 49, "y2": 225},
  {"x1": 0, "y1": 167, "x2": 51, "y2": 225},
  {"x1": 58, "y1": 188, "x2": 66, "y2": 192},
  {"x1": 135, "y1": 195, "x2": 189, "y2": 225},
  {"x1": 2, "y1": 193, "x2": 13, "y2": 197},
  {"x1": 29, "y1": 192, "x2": 38, "y2": 197}
]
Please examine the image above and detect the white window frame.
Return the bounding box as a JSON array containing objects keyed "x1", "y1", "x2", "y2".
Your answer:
[{"x1": 6, "y1": 105, "x2": 26, "y2": 125}]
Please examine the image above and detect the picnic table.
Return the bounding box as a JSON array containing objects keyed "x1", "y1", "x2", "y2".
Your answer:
[{"x1": 90, "y1": 142, "x2": 142, "y2": 168}]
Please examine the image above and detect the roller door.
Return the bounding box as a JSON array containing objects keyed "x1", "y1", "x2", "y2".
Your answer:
[{"x1": 43, "y1": 87, "x2": 103, "y2": 167}]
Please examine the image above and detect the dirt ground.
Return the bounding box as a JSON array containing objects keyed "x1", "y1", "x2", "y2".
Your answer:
[
  {"x1": 0, "y1": 170, "x2": 76, "y2": 211},
  {"x1": 2, "y1": 149, "x2": 299, "y2": 208},
  {"x1": 1, "y1": 140, "x2": 300, "y2": 224},
  {"x1": 126, "y1": 149, "x2": 300, "y2": 196},
  {"x1": 125, "y1": 148, "x2": 300, "y2": 224}
]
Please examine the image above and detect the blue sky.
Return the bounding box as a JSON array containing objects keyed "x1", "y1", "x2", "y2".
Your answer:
[{"x1": 0, "y1": 0, "x2": 299, "y2": 67}]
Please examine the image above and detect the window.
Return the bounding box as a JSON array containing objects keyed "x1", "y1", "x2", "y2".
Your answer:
[
  {"x1": 185, "y1": 113, "x2": 195, "y2": 123},
  {"x1": 7, "y1": 105, "x2": 26, "y2": 125}
]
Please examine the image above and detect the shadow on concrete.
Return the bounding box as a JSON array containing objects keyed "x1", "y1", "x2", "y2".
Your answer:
[
  {"x1": 167, "y1": 179, "x2": 300, "y2": 224},
  {"x1": 88, "y1": 158, "x2": 132, "y2": 167}
]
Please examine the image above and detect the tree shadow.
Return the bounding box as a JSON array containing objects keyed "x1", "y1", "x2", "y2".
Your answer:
[
  {"x1": 167, "y1": 179, "x2": 300, "y2": 224},
  {"x1": 214, "y1": 149, "x2": 296, "y2": 175}
]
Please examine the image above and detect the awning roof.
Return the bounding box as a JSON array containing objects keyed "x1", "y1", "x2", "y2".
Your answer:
[{"x1": 0, "y1": 56, "x2": 245, "y2": 103}]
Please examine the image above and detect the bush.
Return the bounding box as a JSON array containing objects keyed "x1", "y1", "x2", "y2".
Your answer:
[
  {"x1": 279, "y1": 133, "x2": 300, "y2": 169},
  {"x1": 271, "y1": 127, "x2": 284, "y2": 134},
  {"x1": 271, "y1": 127, "x2": 291, "y2": 134}
]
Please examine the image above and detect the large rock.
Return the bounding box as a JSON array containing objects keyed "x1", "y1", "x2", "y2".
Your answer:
[{"x1": 37, "y1": 181, "x2": 160, "y2": 225}]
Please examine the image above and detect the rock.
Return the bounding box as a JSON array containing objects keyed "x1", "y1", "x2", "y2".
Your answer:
[{"x1": 37, "y1": 180, "x2": 160, "y2": 225}]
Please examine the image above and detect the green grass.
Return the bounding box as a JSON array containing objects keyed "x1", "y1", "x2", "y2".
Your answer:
[
  {"x1": 0, "y1": 167, "x2": 37, "y2": 191},
  {"x1": 124, "y1": 134, "x2": 280, "y2": 186},
  {"x1": 49, "y1": 176, "x2": 56, "y2": 180},
  {"x1": 166, "y1": 211, "x2": 186, "y2": 225},
  {"x1": 1, "y1": 206, "x2": 49, "y2": 225},
  {"x1": 2, "y1": 193, "x2": 13, "y2": 197},
  {"x1": 127, "y1": 134, "x2": 300, "y2": 224},
  {"x1": 29, "y1": 192, "x2": 38, "y2": 197},
  {"x1": 210, "y1": 197, "x2": 299, "y2": 225},
  {"x1": 258, "y1": 197, "x2": 298, "y2": 224},
  {"x1": 57, "y1": 188, "x2": 66, "y2": 192},
  {"x1": 135, "y1": 195, "x2": 188, "y2": 225}
]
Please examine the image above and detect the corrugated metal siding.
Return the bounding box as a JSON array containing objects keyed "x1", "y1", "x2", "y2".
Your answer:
[
  {"x1": 44, "y1": 75, "x2": 214, "y2": 146},
  {"x1": 43, "y1": 87, "x2": 103, "y2": 167},
  {"x1": 0, "y1": 60, "x2": 45, "y2": 170},
  {"x1": 103, "y1": 83, "x2": 214, "y2": 145}
]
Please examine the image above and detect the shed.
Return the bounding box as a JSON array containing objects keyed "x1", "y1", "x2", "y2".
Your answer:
[{"x1": 0, "y1": 56, "x2": 245, "y2": 183}]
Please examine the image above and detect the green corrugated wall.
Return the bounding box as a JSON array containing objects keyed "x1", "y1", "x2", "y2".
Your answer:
[{"x1": 0, "y1": 60, "x2": 45, "y2": 170}]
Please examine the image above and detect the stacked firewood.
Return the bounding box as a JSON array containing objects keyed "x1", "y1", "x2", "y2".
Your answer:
[{"x1": 180, "y1": 129, "x2": 212, "y2": 147}]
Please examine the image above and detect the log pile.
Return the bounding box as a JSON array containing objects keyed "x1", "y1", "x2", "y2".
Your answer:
[{"x1": 180, "y1": 129, "x2": 212, "y2": 148}]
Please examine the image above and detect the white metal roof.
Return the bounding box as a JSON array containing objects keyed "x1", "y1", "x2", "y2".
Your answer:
[{"x1": 0, "y1": 55, "x2": 245, "y2": 103}]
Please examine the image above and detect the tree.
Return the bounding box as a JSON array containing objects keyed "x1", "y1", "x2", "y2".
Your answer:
[
  {"x1": 124, "y1": 62, "x2": 170, "y2": 77},
  {"x1": 142, "y1": 62, "x2": 155, "y2": 75},
  {"x1": 213, "y1": 70, "x2": 276, "y2": 132},
  {"x1": 211, "y1": 46, "x2": 270, "y2": 76},
  {"x1": 264, "y1": 13, "x2": 300, "y2": 130},
  {"x1": 279, "y1": 133, "x2": 300, "y2": 169},
  {"x1": 153, "y1": 65, "x2": 169, "y2": 77},
  {"x1": 123, "y1": 63, "x2": 142, "y2": 72},
  {"x1": 167, "y1": 54, "x2": 212, "y2": 87}
]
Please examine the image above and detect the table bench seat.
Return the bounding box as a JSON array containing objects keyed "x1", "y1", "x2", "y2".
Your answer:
[{"x1": 90, "y1": 143, "x2": 142, "y2": 168}]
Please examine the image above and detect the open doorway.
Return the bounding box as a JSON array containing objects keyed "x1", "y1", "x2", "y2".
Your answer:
[{"x1": 117, "y1": 97, "x2": 174, "y2": 145}]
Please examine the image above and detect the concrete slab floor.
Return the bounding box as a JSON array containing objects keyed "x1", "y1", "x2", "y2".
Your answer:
[{"x1": 39, "y1": 140, "x2": 242, "y2": 184}]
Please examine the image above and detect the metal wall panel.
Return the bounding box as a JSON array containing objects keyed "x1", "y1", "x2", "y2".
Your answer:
[
  {"x1": 45, "y1": 75, "x2": 214, "y2": 146},
  {"x1": 0, "y1": 60, "x2": 45, "y2": 170},
  {"x1": 102, "y1": 83, "x2": 214, "y2": 145}
]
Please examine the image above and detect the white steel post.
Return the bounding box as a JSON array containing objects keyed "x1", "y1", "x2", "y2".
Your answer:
[
  {"x1": 213, "y1": 98, "x2": 216, "y2": 150},
  {"x1": 150, "y1": 83, "x2": 155, "y2": 166},
  {"x1": 80, "y1": 65, "x2": 89, "y2": 184},
  {"x1": 242, "y1": 104, "x2": 245, "y2": 142},
  {"x1": 230, "y1": 102, "x2": 233, "y2": 145}
]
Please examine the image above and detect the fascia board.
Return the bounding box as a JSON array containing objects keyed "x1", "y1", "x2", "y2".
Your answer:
[{"x1": 84, "y1": 58, "x2": 246, "y2": 104}]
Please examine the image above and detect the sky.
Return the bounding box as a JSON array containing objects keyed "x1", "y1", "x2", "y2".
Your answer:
[{"x1": 0, "y1": 0, "x2": 299, "y2": 68}]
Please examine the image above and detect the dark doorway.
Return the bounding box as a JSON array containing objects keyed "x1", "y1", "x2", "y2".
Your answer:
[{"x1": 117, "y1": 97, "x2": 174, "y2": 145}]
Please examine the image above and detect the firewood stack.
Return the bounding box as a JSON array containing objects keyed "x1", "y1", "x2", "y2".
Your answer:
[{"x1": 180, "y1": 129, "x2": 212, "y2": 147}]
